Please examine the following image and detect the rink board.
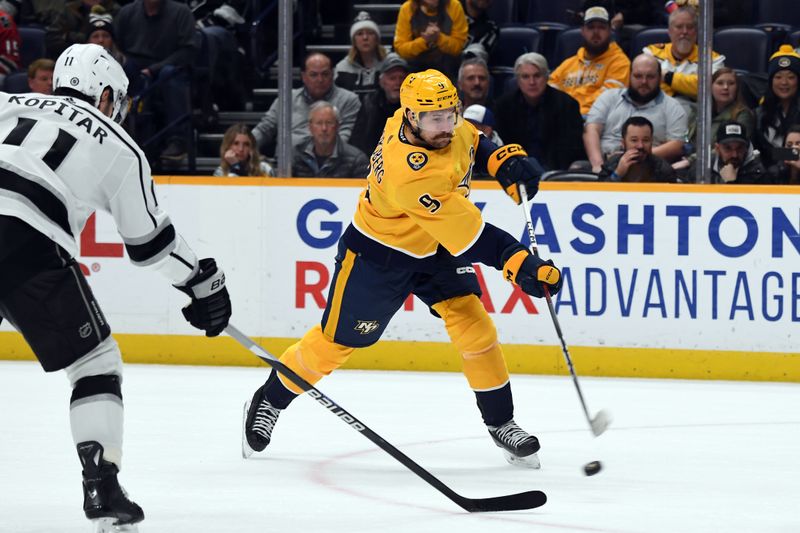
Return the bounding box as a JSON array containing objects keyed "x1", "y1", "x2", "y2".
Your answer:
[{"x1": 1, "y1": 178, "x2": 799, "y2": 382}]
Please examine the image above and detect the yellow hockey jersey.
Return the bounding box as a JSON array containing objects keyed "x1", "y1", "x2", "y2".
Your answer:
[
  {"x1": 350, "y1": 108, "x2": 484, "y2": 264},
  {"x1": 643, "y1": 43, "x2": 725, "y2": 99},
  {"x1": 549, "y1": 41, "x2": 630, "y2": 116}
]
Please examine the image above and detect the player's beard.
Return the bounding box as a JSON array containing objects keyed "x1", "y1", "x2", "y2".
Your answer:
[{"x1": 427, "y1": 132, "x2": 453, "y2": 148}]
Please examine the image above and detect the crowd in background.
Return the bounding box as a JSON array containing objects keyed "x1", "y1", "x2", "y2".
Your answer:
[{"x1": 2, "y1": 0, "x2": 799, "y2": 184}]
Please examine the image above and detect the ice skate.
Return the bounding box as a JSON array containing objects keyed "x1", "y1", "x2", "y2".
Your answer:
[
  {"x1": 242, "y1": 386, "x2": 282, "y2": 458},
  {"x1": 77, "y1": 441, "x2": 144, "y2": 532},
  {"x1": 488, "y1": 420, "x2": 541, "y2": 469}
]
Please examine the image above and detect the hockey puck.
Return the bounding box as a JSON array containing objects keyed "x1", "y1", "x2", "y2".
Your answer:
[{"x1": 583, "y1": 460, "x2": 602, "y2": 476}]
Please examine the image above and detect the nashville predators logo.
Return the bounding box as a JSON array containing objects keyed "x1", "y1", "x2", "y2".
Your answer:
[
  {"x1": 354, "y1": 320, "x2": 380, "y2": 335},
  {"x1": 407, "y1": 152, "x2": 428, "y2": 171}
]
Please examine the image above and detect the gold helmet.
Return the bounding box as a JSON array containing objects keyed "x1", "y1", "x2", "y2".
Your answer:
[{"x1": 400, "y1": 69, "x2": 460, "y2": 113}]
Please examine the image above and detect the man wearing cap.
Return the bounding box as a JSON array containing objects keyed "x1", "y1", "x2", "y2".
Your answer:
[
  {"x1": 549, "y1": 6, "x2": 630, "y2": 117},
  {"x1": 754, "y1": 45, "x2": 800, "y2": 168},
  {"x1": 464, "y1": 104, "x2": 502, "y2": 179},
  {"x1": 335, "y1": 11, "x2": 387, "y2": 97},
  {"x1": 495, "y1": 52, "x2": 586, "y2": 171},
  {"x1": 642, "y1": 6, "x2": 724, "y2": 106},
  {"x1": 350, "y1": 52, "x2": 409, "y2": 156},
  {"x1": 458, "y1": 56, "x2": 492, "y2": 110},
  {"x1": 694, "y1": 120, "x2": 767, "y2": 184}
]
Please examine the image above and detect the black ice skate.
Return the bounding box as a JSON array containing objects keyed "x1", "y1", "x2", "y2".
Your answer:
[
  {"x1": 488, "y1": 420, "x2": 542, "y2": 469},
  {"x1": 77, "y1": 441, "x2": 144, "y2": 533},
  {"x1": 242, "y1": 386, "x2": 282, "y2": 458}
]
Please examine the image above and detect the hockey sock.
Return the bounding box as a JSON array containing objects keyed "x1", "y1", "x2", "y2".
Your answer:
[
  {"x1": 475, "y1": 382, "x2": 514, "y2": 427},
  {"x1": 70, "y1": 374, "x2": 124, "y2": 467},
  {"x1": 262, "y1": 369, "x2": 299, "y2": 410}
]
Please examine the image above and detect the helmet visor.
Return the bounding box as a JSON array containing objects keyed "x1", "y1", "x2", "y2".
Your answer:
[
  {"x1": 416, "y1": 106, "x2": 462, "y2": 135},
  {"x1": 114, "y1": 95, "x2": 131, "y2": 124}
]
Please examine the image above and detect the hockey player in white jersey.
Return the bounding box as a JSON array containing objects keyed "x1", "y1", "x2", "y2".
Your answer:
[{"x1": 0, "y1": 44, "x2": 232, "y2": 532}]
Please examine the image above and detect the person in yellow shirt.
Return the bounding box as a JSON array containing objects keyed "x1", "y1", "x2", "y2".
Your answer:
[
  {"x1": 242, "y1": 70, "x2": 563, "y2": 468},
  {"x1": 642, "y1": 6, "x2": 724, "y2": 102},
  {"x1": 393, "y1": 0, "x2": 468, "y2": 81},
  {"x1": 549, "y1": 6, "x2": 630, "y2": 117}
]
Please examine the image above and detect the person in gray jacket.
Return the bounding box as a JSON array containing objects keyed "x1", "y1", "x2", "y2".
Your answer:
[
  {"x1": 292, "y1": 101, "x2": 369, "y2": 178},
  {"x1": 252, "y1": 52, "x2": 361, "y2": 156}
]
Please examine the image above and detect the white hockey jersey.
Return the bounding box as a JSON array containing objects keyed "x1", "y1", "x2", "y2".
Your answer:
[{"x1": 0, "y1": 92, "x2": 198, "y2": 285}]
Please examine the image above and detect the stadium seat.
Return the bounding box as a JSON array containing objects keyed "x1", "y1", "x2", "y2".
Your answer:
[
  {"x1": 489, "y1": 26, "x2": 541, "y2": 68},
  {"x1": 628, "y1": 27, "x2": 669, "y2": 58},
  {"x1": 490, "y1": 66, "x2": 516, "y2": 100},
  {"x1": 789, "y1": 29, "x2": 800, "y2": 49},
  {"x1": 713, "y1": 27, "x2": 769, "y2": 74},
  {"x1": 756, "y1": 0, "x2": 800, "y2": 27},
  {"x1": 18, "y1": 27, "x2": 46, "y2": 69},
  {"x1": 487, "y1": 0, "x2": 517, "y2": 25},
  {"x1": 540, "y1": 170, "x2": 599, "y2": 181},
  {"x1": 552, "y1": 27, "x2": 583, "y2": 67},
  {"x1": 3, "y1": 71, "x2": 29, "y2": 93},
  {"x1": 523, "y1": 0, "x2": 583, "y2": 25}
]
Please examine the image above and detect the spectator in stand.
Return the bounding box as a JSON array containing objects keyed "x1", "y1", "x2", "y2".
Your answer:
[
  {"x1": 598, "y1": 116, "x2": 678, "y2": 182},
  {"x1": 47, "y1": 0, "x2": 121, "y2": 58},
  {"x1": 350, "y1": 53, "x2": 409, "y2": 156},
  {"x1": 754, "y1": 46, "x2": 800, "y2": 169},
  {"x1": 86, "y1": 7, "x2": 130, "y2": 75},
  {"x1": 292, "y1": 101, "x2": 369, "y2": 178},
  {"x1": 457, "y1": 56, "x2": 491, "y2": 110},
  {"x1": 691, "y1": 120, "x2": 767, "y2": 184},
  {"x1": 253, "y1": 52, "x2": 361, "y2": 156},
  {"x1": 214, "y1": 124, "x2": 275, "y2": 177},
  {"x1": 687, "y1": 67, "x2": 755, "y2": 148},
  {"x1": 464, "y1": 103, "x2": 501, "y2": 179},
  {"x1": 334, "y1": 11, "x2": 386, "y2": 98},
  {"x1": 549, "y1": 6, "x2": 630, "y2": 117},
  {"x1": 393, "y1": 0, "x2": 468, "y2": 82},
  {"x1": 0, "y1": 4, "x2": 19, "y2": 87},
  {"x1": 461, "y1": 0, "x2": 498, "y2": 60},
  {"x1": 495, "y1": 53, "x2": 585, "y2": 171},
  {"x1": 768, "y1": 125, "x2": 800, "y2": 185},
  {"x1": 584, "y1": 54, "x2": 687, "y2": 172},
  {"x1": 27, "y1": 59, "x2": 54, "y2": 95},
  {"x1": 643, "y1": 6, "x2": 724, "y2": 111},
  {"x1": 115, "y1": 0, "x2": 195, "y2": 162}
]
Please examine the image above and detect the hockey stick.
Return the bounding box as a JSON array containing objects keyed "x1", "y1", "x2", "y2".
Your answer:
[
  {"x1": 518, "y1": 184, "x2": 611, "y2": 437},
  {"x1": 225, "y1": 324, "x2": 547, "y2": 513}
]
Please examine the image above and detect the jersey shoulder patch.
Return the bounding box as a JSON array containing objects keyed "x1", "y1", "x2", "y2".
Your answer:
[{"x1": 407, "y1": 151, "x2": 428, "y2": 171}]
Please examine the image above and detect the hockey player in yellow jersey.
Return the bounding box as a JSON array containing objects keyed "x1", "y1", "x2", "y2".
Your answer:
[{"x1": 243, "y1": 69, "x2": 563, "y2": 467}]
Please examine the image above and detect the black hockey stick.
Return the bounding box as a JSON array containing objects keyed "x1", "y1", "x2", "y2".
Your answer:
[
  {"x1": 518, "y1": 184, "x2": 611, "y2": 437},
  {"x1": 225, "y1": 324, "x2": 547, "y2": 512}
]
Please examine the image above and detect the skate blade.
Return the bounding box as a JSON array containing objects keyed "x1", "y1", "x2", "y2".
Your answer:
[
  {"x1": 91, "y1": 518, "x2": 139, "y2": 533},
  {"x1": 501, "y1": 450, "x2": 541, "y2": 469},
  {"x1": 242, "y1": 400, "x2": 255, "y2": 459}
]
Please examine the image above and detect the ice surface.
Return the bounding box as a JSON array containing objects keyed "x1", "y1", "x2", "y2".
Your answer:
[{"x1": 0, "y1": 361, "x2": 798, "y2": 533}]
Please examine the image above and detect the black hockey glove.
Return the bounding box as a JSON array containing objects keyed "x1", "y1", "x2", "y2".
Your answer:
[
  {"x1": 487, "y1": 144, "x2": 544, "y2": 204},
  {"x1": 175, "y1": 258, "x2": 231, "y2": 337},
  {"x1": 501, "y1": 246, "x2": 563, "y2": 298}
]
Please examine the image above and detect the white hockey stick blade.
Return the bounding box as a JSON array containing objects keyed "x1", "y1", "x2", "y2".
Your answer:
[
  {"x1": 92, "y1": 518, "x2": 139, "y2": 533},
  {"x1": 590, "y1": 409, "x2": 612, "y2": 436}
]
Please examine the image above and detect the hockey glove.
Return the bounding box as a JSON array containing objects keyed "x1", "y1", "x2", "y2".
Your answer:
[
  {"x1": 487, "y1": 144, "x2": 544, "y2": 204},
  {"x1": 175, "y1": 258, "x2": 232, "y2": 337},
  {"x1": 502, "y1": 247, "x2": 563, "y2": 298}
]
